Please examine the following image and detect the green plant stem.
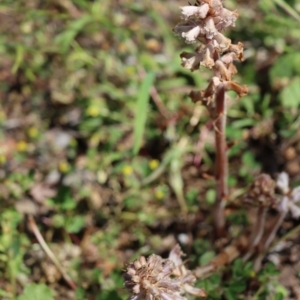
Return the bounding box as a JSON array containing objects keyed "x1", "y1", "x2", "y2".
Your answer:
[
  {"x1": 273, "y1": 0, "x2": 300, "y2": 23},
  {"x1": 213, "y1": 85, "x2": 227, "y2": 237},
  {"x1": 8, "y1": 260, "x2": 16, "y2": 300}
]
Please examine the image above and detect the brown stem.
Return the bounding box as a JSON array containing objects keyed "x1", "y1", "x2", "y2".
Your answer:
[
  {"x1": 213, "y1": 85, "x2": 227, "y2": 237},
  {"x1": 139, "y1": 67, "x2": 170, "y2": 119},
  {"x1": 242, "y1": 207, "x2": 267, "y2": 262},
  {"x1": 263, "y1": 210, "x2": 287, "y2": 251},
  {"x1": 150, "y1": 86, "x2": 170, "y2": 119},
  {"x1": 253, "y1": 209, "x2": 287, "y2": 271}
]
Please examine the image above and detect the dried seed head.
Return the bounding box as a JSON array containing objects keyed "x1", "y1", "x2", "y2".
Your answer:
[
  {"x1": 244, "y1": 174, "x2": 278, "y2": 208},
  {"x1": 123, "y1": 245, "x2": 207, "y2": 300}
]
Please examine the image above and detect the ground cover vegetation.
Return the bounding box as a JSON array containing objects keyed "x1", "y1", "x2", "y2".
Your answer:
[{"x1": 0, "y1": 0, "x2": 300, "y2": 299}]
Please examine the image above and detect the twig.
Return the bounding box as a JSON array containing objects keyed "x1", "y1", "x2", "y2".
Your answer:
[
  {"x1": 150, "y1": 86, "x2": 170, "y2": 119},
  {"x1": 139, "y1": 67, "x2": 170, "y2": 119},
  {"x1": 28, "y1": 216, "x2": 77, "y2": 291}
]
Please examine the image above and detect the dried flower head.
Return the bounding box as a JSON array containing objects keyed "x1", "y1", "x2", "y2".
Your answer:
[
  {"x1": 175, "y1": 1, "x2": 238, "y2": 47},
  {"x1": 123, "y1": 244, "x2": 206, "y2": 300},
  {"x1": 244, "y1": 174, "x2": 278, "y2": 208},
  {"x1": 174, "y1": 0, "x2": 247, "y2": 109}
]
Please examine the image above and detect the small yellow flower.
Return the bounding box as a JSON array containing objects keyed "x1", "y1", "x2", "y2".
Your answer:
[
  {"x1": 21, "y1": 21, "x2": 33, "y2": 34},
  {"x1": 58, "y1": 161, "x2": 70, "y2": 173},
  {"x1": 86, "y1": 105, "x2": 100, "y2": 117},
  {"x1": 70, "y1": 138, "x2": 77, "y2": 147},
  {"x1": 249, "y1": 270, "x2": 256, "y2": 278},
  {"x1": 122, "y1": 165, "x2": 133, "y2": 176},
  {"x1": 17, "y1": 141, "x2": 28, "y2": 152},
  {"x1": 149, "y1": 159, "x2": 159, "y2": 170},
  {"x1": 155, "y1": 189, "x2": 164, "y2": 200},
  {"x1": 28, "y1": 127, "x2": 38, "y2": 138},
  {"x1": 118, "y1": 42, "x2": 127, "y2": 53},
  {"x1": 0, "y1": 111, "x2": 5, "y2": 121},
  {"x1": 0, "y1": 154, "x2": 6, "y2": 164},
  {"x1": 125, "y1": 66, "x2": 135, "y2": 76}
]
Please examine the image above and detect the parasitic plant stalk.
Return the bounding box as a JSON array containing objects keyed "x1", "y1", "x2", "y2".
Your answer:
[
  {"x1": 242, "y1": 174, "x2": 278, "y2": 262},
  {"x1": 242, "y1": 207, "x2": 267, "y2": 262},
  {"x1": 253, "y1": 210, "x2": 286, "y2": 271},
  {"x1": 174, "y1": 0, "x2": 248, "y2": 235},
  {"x1": 194, "y1": 174, "x2": 279, "y2": 276},
  {"x1": 254, "y1": 172, "x2": 300, "y2": 270},
  {"x1": 213, "y1": 85, "x2": 227, "y2": 236}
]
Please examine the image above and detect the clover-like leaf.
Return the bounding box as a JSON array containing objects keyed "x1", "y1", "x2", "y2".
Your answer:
[{"x1": 17, "y1": 283, "x2": 54, "y2": 300}]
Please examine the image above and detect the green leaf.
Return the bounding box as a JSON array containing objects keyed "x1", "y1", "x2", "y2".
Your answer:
[
  {"x1": 224, "y1": 288, "x2": 237, "y2": 300},
  {"x1": 231, "y1": 118, "x2": 255, "y2": 129},
  {"x1": 273, "y1": 0, "x2": 300, "y2": 23},
  {"x1": 206, "y1": 188, "x2": 216, "y2": 205},
  {"x1": 132, "y1": 72, "x2": 155, "y2": 155},
  {"x1": 0, "y1": 289, "x2": 12, "y2": 298},
  {"x1": 17, "y1": 283, "x2": 54, "y2": 300},
  {"x1": 96, "y1": 290, "x2": 122, "y2": 300},
  {"x1": 280, "y1": 77, "x2": 300, "y2": 108},
  {"x1": 54, "y1": 15, "x2": 93, "y2": 53},
  {"x1": 12, "y1": 44, "x2": 25, "y2": 74},
  {"x1": 199, "y1": 251, "x2": 215, "y2": 266},
  {"x1": 65, "y1": 215, "x2": 85, "y2": 233},
  {"x1": 274, "y1": 285, "x2": 288, "y2": 299},
  {"x1": 270, "y1": 53, "x2": 300, "y2": 83}
]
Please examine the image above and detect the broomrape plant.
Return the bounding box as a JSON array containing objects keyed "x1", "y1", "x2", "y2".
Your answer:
[
  {"x1": 174, "y1": 0, "x2": 248, "y2": 236},
  {"x1": 124, "y1": 0, "x2": 300, "y2": 298}
]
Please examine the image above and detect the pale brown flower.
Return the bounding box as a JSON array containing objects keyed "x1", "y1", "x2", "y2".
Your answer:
[
  {"x1": 124, "y1": 245, "x2": 206, "y2": 300},
  {"x1": 180, "y1": 4, "x2": 209, "y2": 19},
  {"x1": 276, "y1": 172, "x2": 300, "y2": 219},
  {"x1": 244, "y1": 174, "x2": 278, "y2": 208},
  {"x1": 180, "y1": 52, "x2": 203, "y2": 71},
  {"x1": 180, "y1": 46, "x2": 215, "y2": 71}
]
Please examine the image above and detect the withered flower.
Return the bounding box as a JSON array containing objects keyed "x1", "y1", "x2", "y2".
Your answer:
[
  {"x1": 180, "y1": 52, "x2": 204, "y2": 71},
  {"x1": 124, "y1": 244, "x2": 206, "y2": 300},
  {"x1": 244, "y1": 174, "x2": 278, "y2": 208},
  {"x1": 180, "y1": 4, "x2": 210, "y2": 19},
  {"x1": 174, "y1": 0, "x2": 247, "y2": 100}
]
